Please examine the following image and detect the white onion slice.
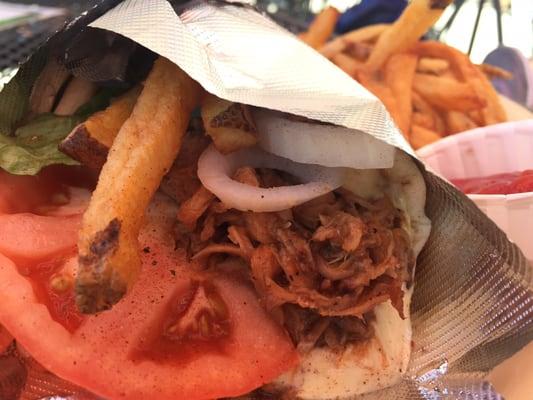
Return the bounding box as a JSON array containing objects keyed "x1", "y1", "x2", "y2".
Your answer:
[
  {"x1": 252, "y1": 109, "x2": 395, "y2": 169},
  {"x1": 197, "y1": 145, "x2": 344, "y2": 212}
]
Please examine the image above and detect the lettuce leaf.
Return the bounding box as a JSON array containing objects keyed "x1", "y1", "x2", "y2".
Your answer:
[
  {"x1": 0, "y1": 114, "x2": 82, "y2": 175},
  {"x1": 0, "y1": 87, "x2": 125, "y2": 175}
]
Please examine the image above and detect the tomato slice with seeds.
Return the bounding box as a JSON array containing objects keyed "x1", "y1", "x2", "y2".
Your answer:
[{"x1": 0, "y1": 169, "x2": 298, "y2": 400}]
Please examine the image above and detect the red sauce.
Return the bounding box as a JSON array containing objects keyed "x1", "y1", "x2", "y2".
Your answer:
[
  {"x1": 133, "y1": 281, "x2": 232, "y2": 365},
  {"x1": 451, "y1": 170, "x2": 533, "y2": 195},
  {"x1": 19, "y1": 253, "x2": 85, "y2": 333}
]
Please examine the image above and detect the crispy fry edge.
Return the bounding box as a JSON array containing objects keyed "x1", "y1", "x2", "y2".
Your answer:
[{"x1": 75, "y1": 58, "x2": 201, "y2": 313}]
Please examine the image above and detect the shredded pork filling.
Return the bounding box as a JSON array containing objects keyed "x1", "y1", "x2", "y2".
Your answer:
[{"x1": 175, "y1": 166, "x2": 414, "y2": 351}]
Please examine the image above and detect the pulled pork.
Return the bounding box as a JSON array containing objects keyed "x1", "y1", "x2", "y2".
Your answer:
[{"x1": 176, "y1": 167, "x2": 414, "y2": 351}]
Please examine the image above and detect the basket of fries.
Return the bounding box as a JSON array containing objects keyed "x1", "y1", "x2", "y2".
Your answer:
[
  {"x1": 0, "y1": 1, "x2": 532, "y2": 400},
  {"x1": 303, "y1": 0, "x2": 510, "y2": 149}
]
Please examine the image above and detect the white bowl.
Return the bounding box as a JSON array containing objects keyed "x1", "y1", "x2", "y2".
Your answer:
[{"x1": 417, "y1": 120, "x2": 533, "y2": 260}]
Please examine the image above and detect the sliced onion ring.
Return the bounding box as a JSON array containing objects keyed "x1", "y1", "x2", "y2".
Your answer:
[
  {"x1": 253, "y1": 109, "x2": 395, "y2": 170},
  {"x1": 197, "y1": 145, "x2": 344, "y2": 212}
]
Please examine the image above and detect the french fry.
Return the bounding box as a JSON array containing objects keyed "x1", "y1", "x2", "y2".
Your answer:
[
  {"x1": 357, "y1": 71, "x2": 405, "y2": 138},
  {"x1": 332, "y1": 53, "x2": 365, "y2": 77},
  {"x1": 343, "y1": 23, "x2": 389, "y2": 44},
  {"x1": 413, "y1": 73, "x2": 487, "y2": 111},
  {"x1": 302, "y1": 7, "x2": 340, "y2": 50},
  {"x1": 412, "y1": 111, "x2": 436, "y2": 131},
  {"x1": 59, "y1": 86, "x2": 141, "y2": 169},
  {"x1": 476, "y1": 69, "x2": 507, "y2": 124},
  {"x1": 410, "y1": 124, "x2": 441, "y2": 149},
  {"x1": 320, "y1": 24, "x2": 389, "y2": 59},
  {"x1": 365, "y1": 0, "x2": 452, "y2": 70},
  {"x1": 411, "y1": 40, "x2": 466, "y2": 78},
  {"x1": 76, "y1": 58, "x2": 201, "y2": 313},
  {"x1": 467, "y1": 109, "x2": 485, "y2": 126},
  {"x1": 417, "y1": 57, "x2": 449, "y2": 75},
  {"x1": 444, "y1": 111, "x2": 477, "y2": 134},
  {"x1": 343, "y1": 41, "x2": 374, "y2": 61},
  {"x1": 412, "y1": 91, "x2": 446, "y2": 134},
  {"x1": 478, "y1": 63, "x2": 513, "y2": 80},
  {"x1": 412, "y1": 41, "x2": 507, "y2": 124},
  {"x1": 201, "y1": 94, "x2": 257, "y2": 154},
  {"x1": 384, "y1": 53, "x2": 418, "y2": 135},
  {"x1": 324, "y1": 5, "x2": 506, "y2": 146}
]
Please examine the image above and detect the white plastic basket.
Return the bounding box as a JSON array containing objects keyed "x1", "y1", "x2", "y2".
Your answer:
[{"x1": 418, "y1": 120, "x2": 533, "y2": 260}]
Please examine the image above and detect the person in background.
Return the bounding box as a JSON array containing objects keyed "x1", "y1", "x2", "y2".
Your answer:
[{"x1": 335, "y1": 0, "x2": 407, "y2": 34}]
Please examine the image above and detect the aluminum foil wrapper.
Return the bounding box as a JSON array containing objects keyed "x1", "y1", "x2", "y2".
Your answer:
[{"x1": 1, "y1": 0, "x2": 533, "y2": 399}]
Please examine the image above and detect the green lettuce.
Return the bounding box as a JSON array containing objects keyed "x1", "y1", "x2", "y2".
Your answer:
[
  {"x1": 0, "y1": 79, "x2": 125, "y2": 175},
  {"x1": 0, "y1": 113, "x2": 83, "y2": 175}
]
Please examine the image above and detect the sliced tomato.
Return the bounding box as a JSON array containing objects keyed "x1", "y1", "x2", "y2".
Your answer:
[
  {"x1": 0, "y1": 213, "x2": 81, "y2": 264},
  {"x1": 0, "y1": 174, "x2": 298, "y2": 400},
  {"x1": 0, "y1": 324, "x2": 13, "y2": 353},
  {"x1": 0, "y1": 166, "x2": 94, "y2": 215}
]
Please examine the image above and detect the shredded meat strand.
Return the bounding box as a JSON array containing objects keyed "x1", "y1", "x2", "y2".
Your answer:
[
  {"x1": 177, "y1": 186, "x2": 215, "y2": 230},
  {"x1": 312, "y1": 211, "x2": 364, "y2": 252},
  {"x1": 233, "y1": 166, "x2": 261, "y2": 187},
  {"x1": 228, "y1": 225, "x2": 255, "y2": 259}
]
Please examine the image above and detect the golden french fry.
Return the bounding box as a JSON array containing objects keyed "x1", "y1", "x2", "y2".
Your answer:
[
  {"x1": 410, "y1": 124, "x2": 441, "y2": 149},
  {"x1": 344, "y1": 23, "x2": 390, "y2": 44},
  {"x1": 413, "y1": 73, "x2": 487, "y2": 111},
  {"x1": 384, "y1": 53, "x2": 418, "y2": 135},
  {"x1": 201, "y1": 94, "x2": 257, "y2": 154},
  {"x1": 320, "y1": 24, "x2": 389, "y2": 59},
  {"x1": 478, "y1": 63, "x2": 513, "y2": 80},
  {"x1": 412, "y1": 91, "x2": 446, "y2": 134},
  {"x1": 366, "y1": 0, "x2": 452, "y2": 70},
  {"x1": 76, "y1": 58, "x2": 201, "y2": 313},
  {"x1": 467, "y1": 109, "x2": 485, "y2": 126},
  {"x1": 357, "y1": 71, "x2": 405, "y2": 138},
  {"x1": 476, "y1": 71, "x2": 507, "y2": 124},
  {"x1": 417, "y1": 57, "x2": 449, "y2": 75},
  {"x1": 412, "y1": 41, "x2": 507, "y2": 125},
  {"x1": 343, "y1": 41, "x2": 374, "y2": 61},
  {"x1": 412, "y1": 111, "x2": 436, "y2": 131},
  {"x1": 332, "y1": 53, "x2": 365, "y2": 77},
  {"x1": 444, "y1": 111, "x2": 477, "y2": 134},
  {"x1": 302, "y1": 7, "x2": 340, "y2": 50},
  {"x1": 59, "y1": 86, "x2": 141, "y2": 169}
]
